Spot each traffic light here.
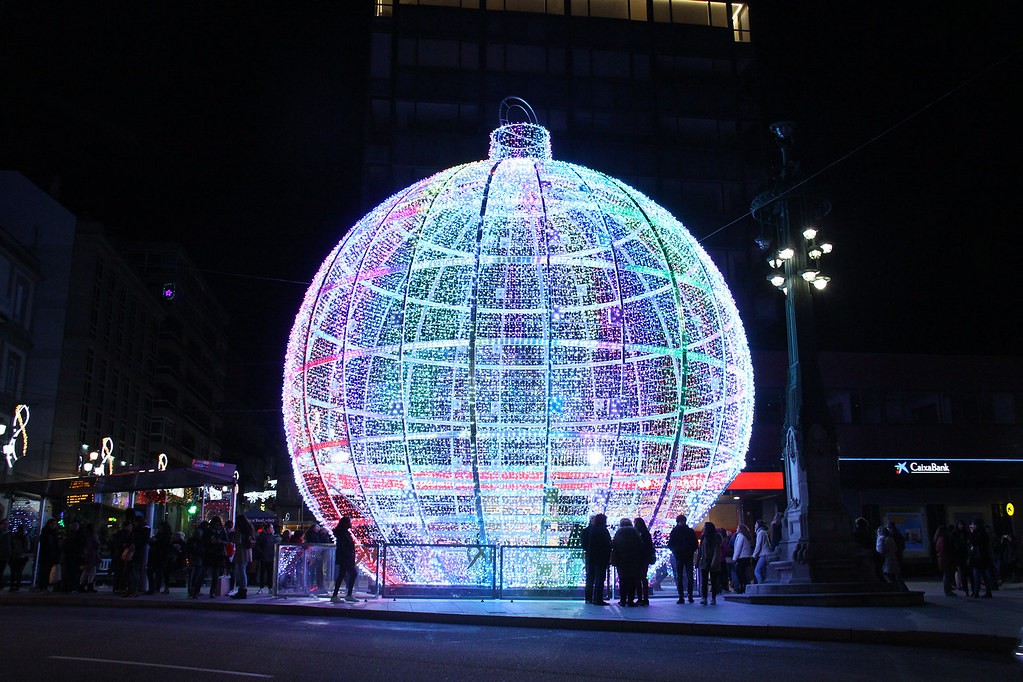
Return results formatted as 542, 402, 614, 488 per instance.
162, 282, 176, 300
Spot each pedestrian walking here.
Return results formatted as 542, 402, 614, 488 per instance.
876, 525, 908, 592
331, 516, 359, 603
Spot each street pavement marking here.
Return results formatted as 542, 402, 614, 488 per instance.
49, 656, 272, 678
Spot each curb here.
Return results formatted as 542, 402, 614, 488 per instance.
2, 592, 1015, 654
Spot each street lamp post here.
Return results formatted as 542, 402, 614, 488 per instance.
741, 122, 922, 604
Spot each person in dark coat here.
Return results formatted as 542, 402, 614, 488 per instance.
331, 516, 359, 603
147, 521, 172, 595
8, 525, 31, 591
186, 523, 206, 598
933, 524, 956, 597
634, 517, 655, 606
60, 520, 84, 592
611, 517, 644, 607
579, 515, 595, 603
202, 515, 228, 598
968, 519, 994, 598
124, 514, 150, 597
586, 513, 612, 606
697, 521, 723, 605
109, 519, 131, 593
886, 520, 906, 573
0, 518, 12, 589
79, 523, 101, 593
667, 514, 698, 604
952, 519, 972, 595
853, 517, 880, 579
34, 518, 60, 592
254, 523, 280, 595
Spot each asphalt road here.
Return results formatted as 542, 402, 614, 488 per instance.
1, 606, 1018, 681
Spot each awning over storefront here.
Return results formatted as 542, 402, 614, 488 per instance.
0, 467, 237, 499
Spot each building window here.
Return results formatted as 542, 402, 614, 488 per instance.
3, 348, 24, 394
950, 393, 996, 426
732, 2, 751, 42
10, 272, 32, 328
885, 391, 944, 425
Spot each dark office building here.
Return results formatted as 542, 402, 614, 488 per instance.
364, 1, 761, 294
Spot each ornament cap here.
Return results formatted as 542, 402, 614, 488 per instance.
489, 97, 551, 160
489, 122, 552, 160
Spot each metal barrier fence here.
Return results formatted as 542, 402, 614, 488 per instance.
274, 542, 683, 600
273, 543, 381, 598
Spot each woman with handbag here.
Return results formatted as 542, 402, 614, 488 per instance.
697, 521, 722, 605
230, 514, 256, 599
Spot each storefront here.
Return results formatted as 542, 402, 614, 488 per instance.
0, 463, 239, 586
839, 457, 1023, 576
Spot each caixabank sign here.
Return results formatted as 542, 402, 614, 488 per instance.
840, 458, 1023, 490
893, 461, 951, 475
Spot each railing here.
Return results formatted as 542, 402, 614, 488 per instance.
273, 543, 381, 598
273, 542, 684, 600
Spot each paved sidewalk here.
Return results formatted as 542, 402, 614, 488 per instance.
2, 579, 1019, 653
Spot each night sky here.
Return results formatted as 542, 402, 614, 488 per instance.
3, 2, 1021, 422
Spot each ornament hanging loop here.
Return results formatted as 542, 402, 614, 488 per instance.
499, 96, 537, 126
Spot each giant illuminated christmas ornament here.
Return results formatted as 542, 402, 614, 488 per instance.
283, 99, 754, 586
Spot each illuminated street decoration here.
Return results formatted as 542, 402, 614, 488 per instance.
283, 105, 754, 585
80, 436, 115, 476
1, 404, 30, 469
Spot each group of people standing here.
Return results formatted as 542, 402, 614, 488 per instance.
666, 516, 774, 605
854, 515, 1016, 598
581, 514, 777, 606
185, 514, 277, 599
933, 518, 1009, 599
0, 518, 32, 590
579, 514, 646, 606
